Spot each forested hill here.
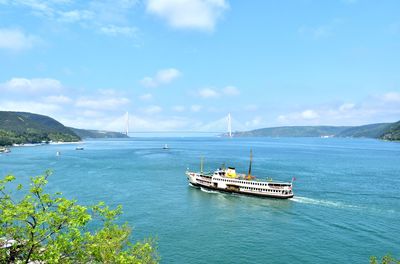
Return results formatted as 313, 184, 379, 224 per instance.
0, 111, 80, 146
233, 121, 400, 141
335, 123, 391, 138
69, 127, 129, 139
380, 121, 400, 141
233, 126, 350, 137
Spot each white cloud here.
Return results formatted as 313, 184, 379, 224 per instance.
0, 28, 41, 51
196, 85, 239, 99
58, 9, 94, 23
198, 87, 219, 98
301, 110, 319, 119
244, 104, 258, 111
298, 19, 343, 39
98, 89, 119, 96
10, 0, 55, 17
140, 68, 181, 87
339, 103, 355, 112
172, 105, 185, 112
245, 116, 262, 127
142, 105, 163, 115
100, 25, 138, 37
0, 101, 61, 116
277, 115, 288, 124
191, 104, 202, 112
157, 68, 181, 83
276, 92, 400, 126
139, 93, 153, 101
75, 97, 130, 110
276, 109, 320, 125
127, 115, 189, 131
146, 0, 229, 31
222, 85, 239, 96
0, 78, 62, 94
3, 1, 140, 39
43, 95, 72, 104
382, 92, 400, 103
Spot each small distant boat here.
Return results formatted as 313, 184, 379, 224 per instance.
75, 146, 84, 150
56, 151, 61, 156
163, 144, 169, 149
0, 147, 11, 153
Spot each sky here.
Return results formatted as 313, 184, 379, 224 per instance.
1, 0, 400, 133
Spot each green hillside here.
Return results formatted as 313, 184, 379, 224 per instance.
335, 123, 391, 138
380, 121, 400, 141
0, 111, 80, 146
233, 121, 400, 140
69, 127, 129, 139
233, 126, 350, 137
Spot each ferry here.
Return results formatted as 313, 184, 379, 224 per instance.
185, 151, 294, 199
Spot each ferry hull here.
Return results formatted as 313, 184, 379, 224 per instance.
188, 180, 294, 199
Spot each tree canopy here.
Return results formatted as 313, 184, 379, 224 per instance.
0, 171, 158, 263
370, 255, 400, 264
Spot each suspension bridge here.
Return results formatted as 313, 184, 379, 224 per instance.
122, 112, 236, 136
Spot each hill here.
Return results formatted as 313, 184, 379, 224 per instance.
380, 121, 400, 141
0, 111, 80, 146
233, 121, 400, 140
69, 127, 129, 139
233, 126, 350, 137
335, 123, 391, 138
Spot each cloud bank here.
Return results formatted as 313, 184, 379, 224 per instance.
146, 0, 229, 31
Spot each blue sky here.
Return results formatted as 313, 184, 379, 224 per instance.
1, 0, 400, 132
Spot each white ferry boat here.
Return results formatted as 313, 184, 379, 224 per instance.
185, 152, 294, 199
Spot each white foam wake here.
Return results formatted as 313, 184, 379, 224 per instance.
291, 196, 359, 209
200, 187, 218, 194
292, 196, 399, 215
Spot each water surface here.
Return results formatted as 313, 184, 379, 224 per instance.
0, 137, 399, 263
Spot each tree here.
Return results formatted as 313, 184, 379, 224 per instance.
370, 254, 400, 264
0, 171, 159, 263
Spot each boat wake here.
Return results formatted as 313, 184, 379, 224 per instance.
291, 196, 360, 210
200, 187, 218, 194
292, 196, 399, 215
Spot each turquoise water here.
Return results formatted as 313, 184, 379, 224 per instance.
0, 137, 399, 263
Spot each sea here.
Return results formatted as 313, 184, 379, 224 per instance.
0, 137, 399, 263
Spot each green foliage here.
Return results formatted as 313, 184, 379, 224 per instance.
336, 123, 392, 138
234, 126, 351, 137
0, 111, 80, 146
0, 171, 159, 263
69, 127, 129, 139
380, 121, 400, 141
370, 254, 400, 264
232, 121, 400, 139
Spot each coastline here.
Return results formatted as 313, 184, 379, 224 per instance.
9, 141, 83, 148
